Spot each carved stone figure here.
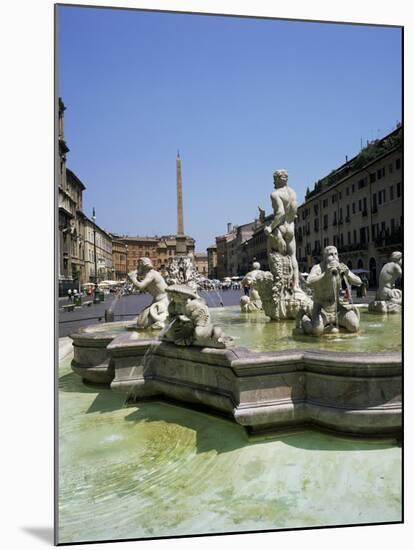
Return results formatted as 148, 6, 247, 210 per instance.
297, 246, 363, 335
127, 257, 169, 329
161, 284, 233, 348
265, 169, 300, 288
165, 254, 203, 291
258, 206, 266, 224
369, 251, 402, 314
240, 262, 264, 313
255, 170, 312, 320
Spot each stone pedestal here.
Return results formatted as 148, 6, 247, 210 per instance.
368, 300, 402, 314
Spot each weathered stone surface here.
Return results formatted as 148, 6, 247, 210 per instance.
127, 257, 169, 329
369, 251, 402, 314
240, 262, 263, 313
255, 170, 313, 320
70, 322, 401, 436
297, 246, 363, 335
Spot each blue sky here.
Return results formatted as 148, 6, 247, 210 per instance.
58, 6, 402, 250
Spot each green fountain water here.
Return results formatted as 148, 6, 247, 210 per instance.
58, 342, 401, 544
211, 306, 401, 353
78, 306, 401, 354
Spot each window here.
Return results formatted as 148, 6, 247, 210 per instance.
352, 183, 355, 192
313, 204, 319, 215
353, 230, 357, 243
396, 158, 401, 170
346, 187, 349, 196
323, 214, 328, 228
370, 173, 376, 183
352, 202, 356, 214
397, 182, 401, 197
332, 195, 336, 204
347, 232, 351, 244
358, 199, 362, 212
390, 185, 394, 200
377, 169, 382, 180
389, 163, 394, 174
323, 198, 328, 208
346, 205, 350, 217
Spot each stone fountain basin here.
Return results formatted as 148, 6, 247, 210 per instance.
71, 321, 401, 437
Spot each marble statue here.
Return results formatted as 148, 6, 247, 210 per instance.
240, 262, 264, 313
254, 170, 312, 320
161, 284, 233, 348
265, 169, 300, 288
165, 254, 203, 291
297, 246, 362, 335
127, 257, 169, 329
369, 251, 402, 314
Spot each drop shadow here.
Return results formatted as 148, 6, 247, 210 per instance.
85, 390, 127, 414
59, 369, 400, 454
21, 526, 54, 544
58, 371, 102, 394
249, 425, 401, 452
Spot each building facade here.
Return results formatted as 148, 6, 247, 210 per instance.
111, 238, 128, 281
206, 244, 218, 279
111, 234, 196, 273
215, 221, 260, 278
194, 252, 208, 277
83, 216, 114, 283
295, 127, 402, 285
57, 98, 87, 295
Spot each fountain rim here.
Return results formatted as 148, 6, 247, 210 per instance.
69, 318, 401, 362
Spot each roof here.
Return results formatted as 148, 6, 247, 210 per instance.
66, 168, 86, 190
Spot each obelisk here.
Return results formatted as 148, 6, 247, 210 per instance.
175, 150, 187, 255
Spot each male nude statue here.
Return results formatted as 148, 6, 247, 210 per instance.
127, 257, 169, 329
301, 246, 362, 335
264, 170, 299, 288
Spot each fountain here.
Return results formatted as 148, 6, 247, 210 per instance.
295, 245, 362, 336
70, 170, 401, 437
240, 261, 264, 313
253, 170, 312, 320
127, 257, 169, 329
369, 251, 402, 314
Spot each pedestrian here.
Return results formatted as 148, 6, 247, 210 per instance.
67, 288, 72, 302
361, 275, 369, 297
